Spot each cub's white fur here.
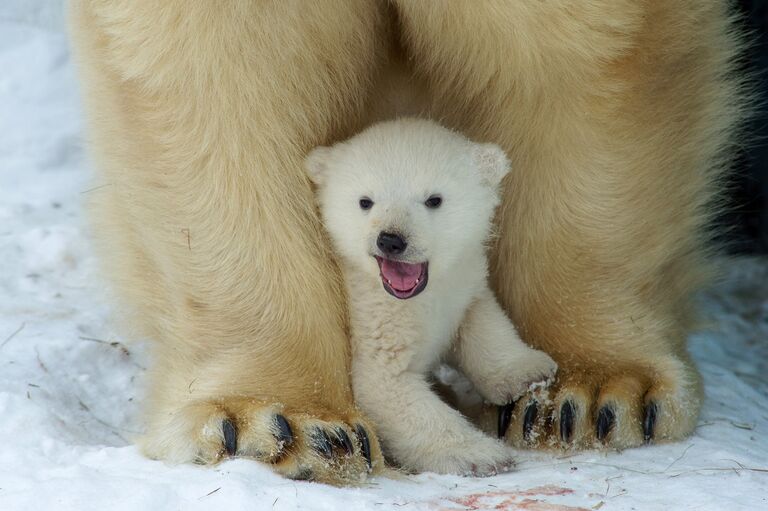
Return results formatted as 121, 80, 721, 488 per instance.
306, 119, 557, 475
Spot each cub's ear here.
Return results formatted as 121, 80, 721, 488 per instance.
473, 142, 511, 187
304, 146, 334, 185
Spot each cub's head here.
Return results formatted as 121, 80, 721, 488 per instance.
305, 119, 510, 300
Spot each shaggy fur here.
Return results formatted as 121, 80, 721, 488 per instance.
69, 0, 746, 484
306, 119, 557, 475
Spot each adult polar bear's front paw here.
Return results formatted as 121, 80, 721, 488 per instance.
139, 398, 382, 485
492, 352, 702, 450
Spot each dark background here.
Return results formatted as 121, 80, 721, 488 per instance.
729, 1, 768, 253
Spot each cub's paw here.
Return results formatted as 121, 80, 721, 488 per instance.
493, 355, 702, 450
475, 349, 557, 406
407, 432, 516, 477
140, 399, 382, 485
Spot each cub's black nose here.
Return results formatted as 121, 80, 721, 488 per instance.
377, 232, 407, 255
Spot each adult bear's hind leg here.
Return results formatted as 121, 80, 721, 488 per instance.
396, 0, 744, 449
69, 0, 386, 483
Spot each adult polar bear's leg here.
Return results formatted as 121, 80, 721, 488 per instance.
395, 1, 744, 448
69, 0, 386, 483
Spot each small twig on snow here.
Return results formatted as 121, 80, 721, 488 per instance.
80, 183, 112, 194
664, 443, 694, 472
35, 348, 49, 373
1, 322, 25, 349
79, 336, 130, 356
198, 487, 221, 500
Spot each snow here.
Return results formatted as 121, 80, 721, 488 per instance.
1, 4, 766, 510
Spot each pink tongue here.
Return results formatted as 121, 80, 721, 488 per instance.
380, 259, 422, 291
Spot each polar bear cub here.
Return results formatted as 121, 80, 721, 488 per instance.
305, 119, 557, 476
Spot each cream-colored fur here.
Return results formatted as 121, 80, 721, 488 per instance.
68, 0, 746, 484
68, 0, 387, 485
305, 119, 556, 475
390, 0, 745, 449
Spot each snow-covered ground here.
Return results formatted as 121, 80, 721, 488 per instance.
1, 4, 766, 510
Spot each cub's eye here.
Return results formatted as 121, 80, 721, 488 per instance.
425, 195, 442, 209
359, 197, 374, 210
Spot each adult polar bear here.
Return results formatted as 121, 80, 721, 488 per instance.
69, 0, 744, 484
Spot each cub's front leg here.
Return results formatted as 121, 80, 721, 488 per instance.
453, 289, 557, 407
352, 342, 514, 476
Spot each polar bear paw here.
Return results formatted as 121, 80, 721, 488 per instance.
493, 354, 702, 450
140, 398, 382, 485
405, 433, 516, 477
472, 348, 558, 407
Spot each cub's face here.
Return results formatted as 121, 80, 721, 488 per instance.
305, 120, 510, 299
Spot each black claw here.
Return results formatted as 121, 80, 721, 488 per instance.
596, 406, 615, 442
523, 401, 538, 441
310, 428, 333, 458
560, 400, 575, 443
498, 402, 515, 439
273, 414, 294, 447
643, 402, 658, 444
332, 428, 354, 456
222, 418, 238, 456
355, 424, 372, 468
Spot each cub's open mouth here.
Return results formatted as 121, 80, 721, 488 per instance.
374, 256, 428, 299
